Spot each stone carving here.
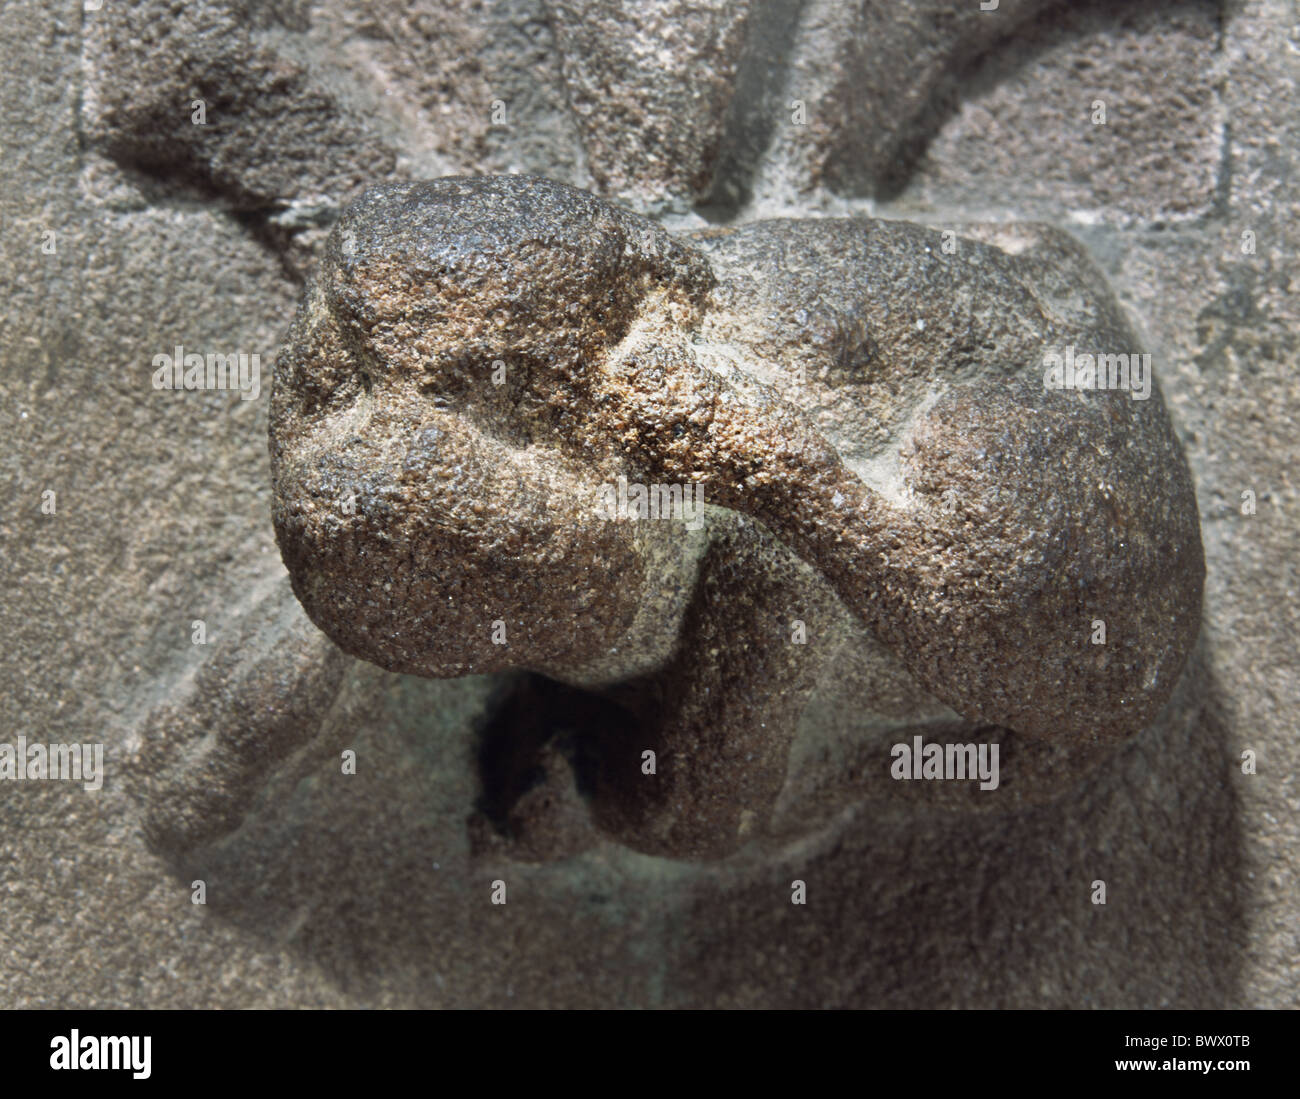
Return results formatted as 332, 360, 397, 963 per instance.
268, 174, 1204, 858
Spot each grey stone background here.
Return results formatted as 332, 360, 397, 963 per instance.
0, 0, 1295, 1007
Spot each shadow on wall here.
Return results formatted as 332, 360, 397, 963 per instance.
667, 643, 1248, 1008
148, 635, 1245, 1008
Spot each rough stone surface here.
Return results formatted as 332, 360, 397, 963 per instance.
269, 176, 1203, 856
1, 0, 1296, 1008
545, 0, 753, 213
897, 0, 1226, 227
